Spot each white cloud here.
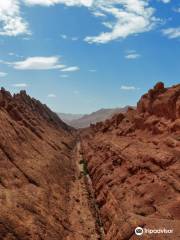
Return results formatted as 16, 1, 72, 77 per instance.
0, 0, 93, 37
12, 56, 66, 70
125, 50, 141, 59
162, 27, 180, 39
0, 0, 29, 36
102, 21, 113, 29
48, 93, 56, 98
125, 53, 141, 59
159, 0, 171, 3
61, 66, 80, 72
0, 0, 166, 44
84, 1, 157, 44
61, 34, 79, 41
0, 72, 8, 77
93, 11, 106, 17
4, 56, 80, 72
12, 83, 28, 87
8, 52, 24, 58
120, 85, 139, 90
23, 0, 93, 7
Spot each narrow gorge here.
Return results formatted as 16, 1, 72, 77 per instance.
0, 82, 179, 240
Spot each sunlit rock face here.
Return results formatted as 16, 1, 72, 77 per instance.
81, 83, 180, 240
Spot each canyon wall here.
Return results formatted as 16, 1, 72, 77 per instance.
0, 83, 179, 240
81, 83, 180, 239
0, 88, 77, 239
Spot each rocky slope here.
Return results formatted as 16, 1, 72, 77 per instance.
0, 88, 77, 240
81, 83, 180, 239
0, 83, 179, 240
69, 107, 130, 129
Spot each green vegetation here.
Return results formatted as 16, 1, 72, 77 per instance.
79, 159, 89, 176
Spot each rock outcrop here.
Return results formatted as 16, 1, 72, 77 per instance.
0, 83, 179, 240
81, 83, 180, 239
0, 88, 76, 239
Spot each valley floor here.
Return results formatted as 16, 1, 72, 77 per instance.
66, 141, 103, 240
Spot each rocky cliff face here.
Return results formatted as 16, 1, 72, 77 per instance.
0, 83, 179, 240
0, 88, 77, 239
81, 83, 180, 239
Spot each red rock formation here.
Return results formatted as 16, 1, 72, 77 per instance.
81, 83, 180, 240
0, 88, 76, 239
1, 83, 179, 240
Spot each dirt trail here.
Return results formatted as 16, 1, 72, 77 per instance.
66, 141, 103, 240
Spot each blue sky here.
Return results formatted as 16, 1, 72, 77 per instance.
0, 0, 179, 114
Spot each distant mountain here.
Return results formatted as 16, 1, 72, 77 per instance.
66, 107, 131, 128
57, 113, 83, 123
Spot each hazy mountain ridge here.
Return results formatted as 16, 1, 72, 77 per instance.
58, 112, 84, 123
59, 106, 132, 129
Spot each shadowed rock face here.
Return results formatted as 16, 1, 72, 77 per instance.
0, 88, 76, 239
81, 83, 180, 240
